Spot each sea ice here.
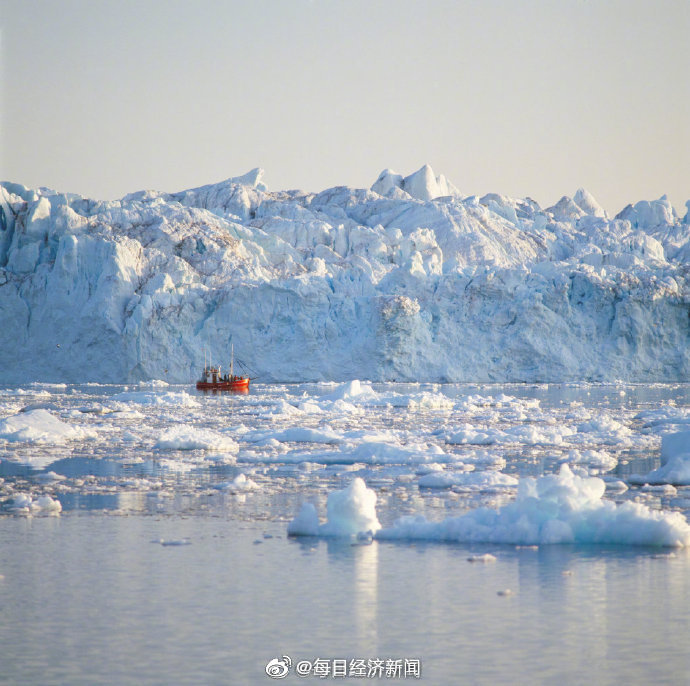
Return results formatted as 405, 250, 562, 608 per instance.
287, 477, 381, 537
0, 408, 95, 445
467, 553, 497, 563
629, 430, 690, 486
154, 426, 239, 452
289, 467, 690, 547
560, 449, 618, 473
110, 391, 198, 407
5, 493, 62, 514
246, 426, 344, 445
381, 465, 690, 547
418, 470, 517, 491
215, 473, 259, 493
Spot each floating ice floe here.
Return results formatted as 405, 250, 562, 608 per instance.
467, 553, 497, 563
574, 414, 634, 446
603, 478, 629, 493
560, 449, 618, 473
5, 493, 62, 515
271, 439, 451, 466
245, 426, 344, 445
158, 459, 197, 473
110, 390, 197, 407
154, 425, 239, 452
33, 471, 67, 483
153, 538, 192, 547
287, 477, 381, 537
629, 430, 690, 486
635, 406, 690, 430
0, 408, 96, 445
289, 467, 690, 547
214, 473, 259, 493
418, 470, 517, 491
446, 423, 571, 446
319, 380, 379, 403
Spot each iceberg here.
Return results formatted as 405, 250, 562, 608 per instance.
629, 430, 690, 486
287, 477, 381, 537
289, 468, 690, 547
1, 167, 689, 383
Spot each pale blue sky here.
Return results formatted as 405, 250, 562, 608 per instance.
1, 0, 688, 214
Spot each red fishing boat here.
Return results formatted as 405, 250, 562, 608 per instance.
196, 345, 251, 392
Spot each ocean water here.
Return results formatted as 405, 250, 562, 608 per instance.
1, 382, 690, 684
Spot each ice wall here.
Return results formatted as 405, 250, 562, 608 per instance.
0, 166, 689, 383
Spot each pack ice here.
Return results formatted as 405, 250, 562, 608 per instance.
1, 166, 689, 383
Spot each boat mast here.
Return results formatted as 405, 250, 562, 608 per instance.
230, 343, 234, 378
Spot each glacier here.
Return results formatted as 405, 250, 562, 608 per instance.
1, 165, 689, 383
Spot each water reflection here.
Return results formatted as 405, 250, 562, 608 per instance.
353, 542, 379, 652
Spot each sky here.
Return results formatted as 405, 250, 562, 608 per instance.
1, 0, 688, 215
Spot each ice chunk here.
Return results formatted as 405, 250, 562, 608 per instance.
319, 380, 378, 403
380, 465, 690, 547
287, 502, 320, 536
467, 553, 497, 563
418, 470, 517, 491
371, 165, 459, 200
248, 427, 344, 444
110, 391, 197, 407
287, 477, 381, 537
560, 449, 618, 473
628, 430, 690, 486
215, 473, 259, 493
5, 493, 62, 515
660, 431, 690, 466
0, 409, 95, 445
154, 426, 239, 452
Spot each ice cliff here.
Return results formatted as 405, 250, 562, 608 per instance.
0, 166, 689, 383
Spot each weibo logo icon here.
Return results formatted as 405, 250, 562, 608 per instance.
265, 655, 292, 679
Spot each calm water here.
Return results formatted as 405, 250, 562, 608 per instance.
2, 381, 690, 684
1, 516, 689, 685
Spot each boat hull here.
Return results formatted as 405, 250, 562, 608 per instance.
196, 378, 250, 392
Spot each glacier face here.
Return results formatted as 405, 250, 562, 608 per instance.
0, 167, 689, 383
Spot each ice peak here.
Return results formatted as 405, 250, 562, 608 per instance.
371, 164, 459, 201
225, 167, 266, 190
573, 187, 606, 218
547, 195, 586, 221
